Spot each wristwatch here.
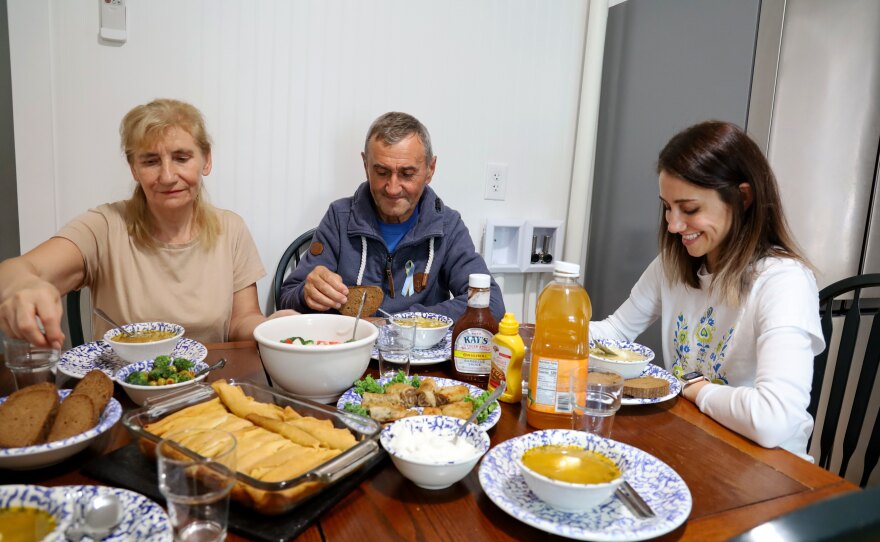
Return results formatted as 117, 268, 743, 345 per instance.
680, 371, 706, 389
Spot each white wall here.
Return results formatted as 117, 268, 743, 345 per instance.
7, 0, 589, 321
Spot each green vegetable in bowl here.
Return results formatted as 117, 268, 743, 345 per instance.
464, 391, 498, 424
125, 371, 150, 386
173, 357, 194, 371
125, 357, 197, 386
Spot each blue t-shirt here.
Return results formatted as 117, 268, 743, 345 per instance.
379, 207, 419, 252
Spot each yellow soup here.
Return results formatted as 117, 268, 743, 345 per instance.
393, 316, 448, 329
0, 507, 57, 542
521, 445, 621, 484
111, 329, 177, 343
589, 346, 646, 362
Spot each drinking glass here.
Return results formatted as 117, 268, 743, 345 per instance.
572, 368, 624, 438
378, 322, 416, 379
3, 338, 60, 390
157, 429, 237, 542
518, 323, 536, 392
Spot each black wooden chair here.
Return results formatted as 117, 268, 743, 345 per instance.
66, 290, 85, 347
729, 485, 880, 541
810, 273, 880, 487
273, 228, 316, 310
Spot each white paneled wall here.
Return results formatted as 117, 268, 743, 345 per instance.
8, 0, 589, 319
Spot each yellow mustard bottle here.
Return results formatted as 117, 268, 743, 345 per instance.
488, 312, 525, 403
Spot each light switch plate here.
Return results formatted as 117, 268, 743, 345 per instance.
100, 0, 127, 43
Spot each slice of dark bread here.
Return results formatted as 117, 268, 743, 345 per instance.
47, 394, 98, 442
340, 285, 384, 317
623, 376, 670, 399
71, 369, 113, 412
0, 388, 60, 447
11, 382, 58, 397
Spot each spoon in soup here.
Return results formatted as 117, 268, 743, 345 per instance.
93, 308, 136, 338
349, 291, 368, 342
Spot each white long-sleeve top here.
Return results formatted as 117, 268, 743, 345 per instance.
590, 256, 824, 458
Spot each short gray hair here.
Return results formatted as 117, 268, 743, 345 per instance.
364, 112, 433, 164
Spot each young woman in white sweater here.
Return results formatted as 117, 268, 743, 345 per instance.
591, 120, 824, 459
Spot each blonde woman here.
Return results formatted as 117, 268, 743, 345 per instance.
591, 120, 824, 459
0, 99, 291, 347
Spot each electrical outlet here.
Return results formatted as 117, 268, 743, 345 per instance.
485, 162, 508, 201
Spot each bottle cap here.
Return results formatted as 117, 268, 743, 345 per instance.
498, 312, 519, 334
469, 273, 491, 288
553, 261, 580, 277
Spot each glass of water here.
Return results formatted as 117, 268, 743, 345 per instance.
157, 429, 237, 542
3, 338, 60, 390
377, 321, 416, 379
572, 368, 624, 438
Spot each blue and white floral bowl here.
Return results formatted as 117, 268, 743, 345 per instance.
115, 358, 210, 406
0, 485, 72, 540
388, 312, 454, 349
589, 339, 655, 379
380, 415, 490, 490
103, 322, 185, 363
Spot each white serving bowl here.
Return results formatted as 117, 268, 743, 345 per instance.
104, 321, 185, 363
0, 390, 122, 470
253, 314, 379, 403
589, 339, 655, 379
0, 485, 72, 539
388, 311, 453, 349
115, 358, 210, 406
517, 442, 626, 512
380, 415, 490, 490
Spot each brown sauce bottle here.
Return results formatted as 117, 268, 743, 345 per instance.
451, 274, 498, 387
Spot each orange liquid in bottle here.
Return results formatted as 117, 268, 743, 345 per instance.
525, 263, 592, 429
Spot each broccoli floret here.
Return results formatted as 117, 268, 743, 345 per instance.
353, 375, 384, 396
464, 391, 498, 424
125, 370, 150, 386
148, 368, 164, 382
164, 373, 179, 384
153, 355, 172, 369
343, 402, 370, 418
173, 357, 194, 371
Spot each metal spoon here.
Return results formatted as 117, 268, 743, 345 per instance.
66, 492, 124, 541
193, 358, 226, 379
94, 308, 135, 338
594, 341, 619, 357
350, 291, 368, 342
452, 382, 505, 443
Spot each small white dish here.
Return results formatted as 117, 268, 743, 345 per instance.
0, 390, 122, 470
621, 364, 682, 406
115, 358, 210, 406
589, 339, 655, 380
57, 485, 172, 541
104, 322, 185, 364
380, 415, 489, 489
517, 446, 625, 512
388, 312, 454, 350
0, 484, 72, 541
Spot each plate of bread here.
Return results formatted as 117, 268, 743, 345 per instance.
620, 364, 681, 405
0, 370, 121, 470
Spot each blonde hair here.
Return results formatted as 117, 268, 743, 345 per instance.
120, 99, 219, 249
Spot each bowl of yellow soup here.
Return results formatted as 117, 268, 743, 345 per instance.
389, 312, 453, 349
0, 485, 70, 542
517, 443, 625, 512
104, 322, 185, 363
588, 339, 655, 379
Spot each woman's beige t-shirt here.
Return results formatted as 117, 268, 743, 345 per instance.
56, 202, 266, 343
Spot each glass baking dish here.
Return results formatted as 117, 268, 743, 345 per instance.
122, 379, 383, 515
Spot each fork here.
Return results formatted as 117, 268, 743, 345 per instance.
616, 480, 656, 519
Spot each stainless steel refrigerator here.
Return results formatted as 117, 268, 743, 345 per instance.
586, 0, 880, 485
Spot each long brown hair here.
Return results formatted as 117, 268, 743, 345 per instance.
120, 99, 219, 249
657, 120, 806, 305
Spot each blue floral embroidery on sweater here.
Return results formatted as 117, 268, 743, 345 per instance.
672, 307, 733, 384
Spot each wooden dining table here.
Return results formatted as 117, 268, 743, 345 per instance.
1, 340, 859, 541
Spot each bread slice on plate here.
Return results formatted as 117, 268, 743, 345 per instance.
47, 393, 98, 442
0, 387, 60, 447
71, 369, 113, 412
339, 285, 384, 317
623, 376, 670, 399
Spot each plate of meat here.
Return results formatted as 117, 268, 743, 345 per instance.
336, 375, 501, 430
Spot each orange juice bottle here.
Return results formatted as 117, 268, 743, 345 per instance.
525, 261, 592, 429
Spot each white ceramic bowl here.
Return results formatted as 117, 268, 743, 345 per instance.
380, 415, 490, 490
0, 485, 72, 540
0, 390, 122, 470
115, 358, 210, 406
517, 442, 626, 512
589, 339, 655, 379
253, 314, 379, 403
104, 322, 185, 363
388, 311, 453, 349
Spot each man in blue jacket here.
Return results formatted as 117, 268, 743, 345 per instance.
278, 111, 504, 321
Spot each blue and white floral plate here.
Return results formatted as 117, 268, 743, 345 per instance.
478, 430, 692, 541
336, 376, 501, 431
371, 325, 452, 365
0, 390, 122, 470
0, 484, 172, 541
58, 338, 207, 379
622, 364, 682, 406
